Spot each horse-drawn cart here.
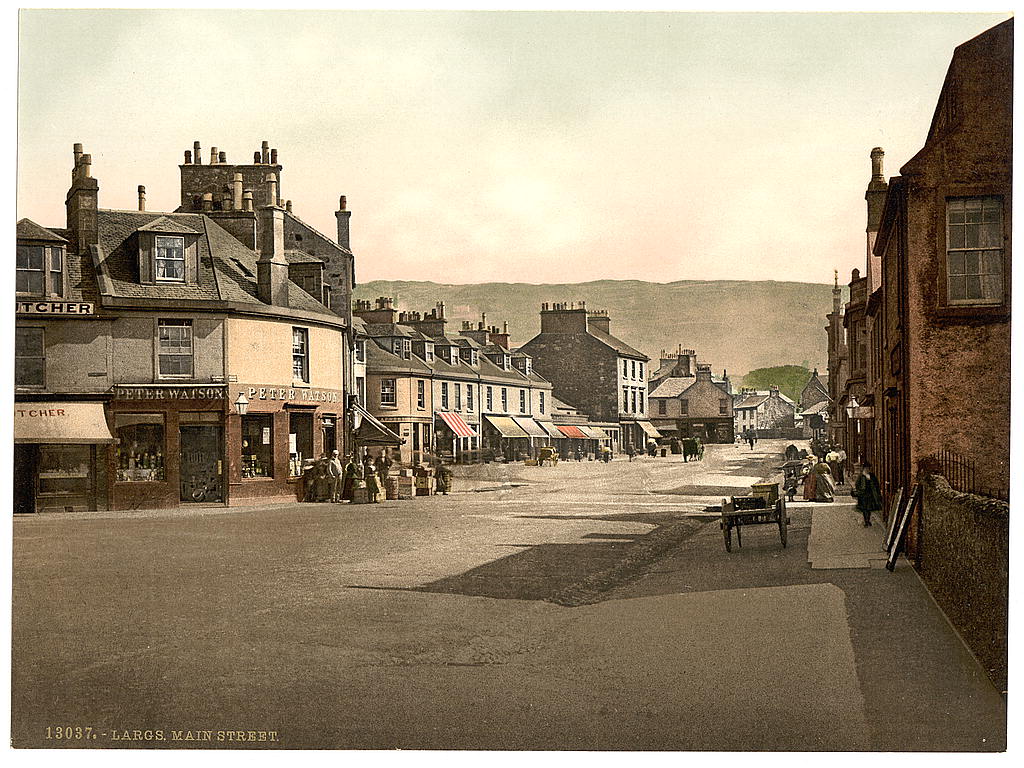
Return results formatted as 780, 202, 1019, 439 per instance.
720, 482, 789, 552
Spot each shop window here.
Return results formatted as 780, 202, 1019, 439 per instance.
158, 319, 194, 377
115, 414, 166, 482
292, 327, 310, 383
37, 444, 92, 508
16, 245, 64, 297
241, 414, 274, 478
15, 327, 45, 387
946, 196, 1003, 304
288, 411, 313, 477
381, 378, 396, 406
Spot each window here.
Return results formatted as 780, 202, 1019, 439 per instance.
467, 385, 474, 411
15, 327, 45, 387
719, 398, 728, 415
424, 344, 434, 363
639, 390, 644, 414
623, 360, 628, 378
455, 383, 462, 410
417, 380, 425, 409
288, 412, 313, 477
501, 388, 508, 411
622, 386, 629, 412
380, 378, 396, 406
355, 339, 366, 363
356, 376, 366, 405
16, 245, 64, 297
631, 360, 637, 379
946, 197, 1003, 304
114, 414, 165, 482
631, 389, 637, 413
241, 414, 274, 478
155, 235, 185, 281
158, 319, 193, 377
292, 328, 309, 382
539, 391, 545, 414
519, 389, 527, 413
658, 399, 667, 415
639, 362, 644, 380
681, 399, 689, 415
486, 386, 493, 411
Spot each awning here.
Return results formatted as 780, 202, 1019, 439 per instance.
436, 411, 477, 438
578, 425, 609, 440
484, 414, 530, 439
536, 420, 565, 440
556, 424, 588, 440
353, 403, 405, 445
512, 416, 549, 438
14, 402, 114, 444
636, 421, 661, 439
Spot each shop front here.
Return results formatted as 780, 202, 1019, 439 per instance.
435, 411, 478, 463
482, 414, 531, 461
109, 385, 228, 509
14, 401, 114, 514
228, 384, 345, 504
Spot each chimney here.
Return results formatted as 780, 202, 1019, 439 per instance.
218, 151, 227, 164
270, 148, 278, 165
870, 147, 885, 182
865, 147, 888, 293
66, 145, 99, 253
257, 199, 289, 307
232, 173, 243, 210
137, 185, 146, 211
265, 173, 278, 207
261, 140, 270, 164
194, 141, 202, 165
210, 147, 218, 165
696, 366, 713, 382
243, 191, 254, 212
184, 150, 192, 164
540, 301, 589, 334
254, 151, 262, 164
587, 309, 611, 334
351, 295, 398, 324
285, 200, 292, 213
335, 195, 351, 251
832, 269, 841, 314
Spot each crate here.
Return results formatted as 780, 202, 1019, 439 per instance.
750, 482, 780, 504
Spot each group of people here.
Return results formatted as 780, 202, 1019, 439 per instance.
303, 450, 394, 504
792, 443, 883, 527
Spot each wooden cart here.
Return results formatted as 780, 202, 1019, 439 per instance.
720, 485, 789, 552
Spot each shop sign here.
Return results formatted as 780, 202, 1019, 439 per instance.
245, 386, 341, 404
114, 386, 226, 400
16, 300, 95, 315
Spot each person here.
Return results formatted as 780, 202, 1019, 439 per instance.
575, 446, 583, 462
375, 453, 392, 499
341, 453, 357, 502
852, 463, 883, 526
328, 450, 344, 502
825, 446, 841, 481
435, 462, 453, 495
363, 455, 380, 503
836, 448, 848, 484
647, 442, 657, 458
747, 431, 756, 450
627, 445, 636, 462
301, 459, 318, 502
812, 460, 835, 503
801, 460, 817, 501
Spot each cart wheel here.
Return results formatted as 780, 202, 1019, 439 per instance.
778, 499, 788, 548
723, 523, 732, 552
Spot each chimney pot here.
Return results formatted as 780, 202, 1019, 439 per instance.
285, 200, 292, 213
870, 146, 885, 180
242, 191, 254, 212
184, 150, 192, 164
232, 173, 243, 211
218, 151, 227, 164
73, 143, 83, 164
194, 141, 202, 165
270, 148, 278, 165
201, 192, 213, 212
80, 154, 92, 177
210, 147, 218, 164
137, 185, 146, 211
265, 173, 278, 207
261, 140, 270, 164
254, 151, 262, 164
339, 195, 347, 211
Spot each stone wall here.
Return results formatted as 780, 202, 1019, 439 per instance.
919, 473, 1008, 691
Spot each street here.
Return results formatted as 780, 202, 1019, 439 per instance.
11, 440, 1005, 750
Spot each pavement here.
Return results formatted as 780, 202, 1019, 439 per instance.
10, 439, 1007, 751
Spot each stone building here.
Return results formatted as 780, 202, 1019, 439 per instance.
15, 141, 357, 513
649, 357, 732, 442
519, 303, 655, 451
733, 387, 797, 438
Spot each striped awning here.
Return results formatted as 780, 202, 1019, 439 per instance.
436, 411, 477, 438
512, 416, 549, 438
536, 420, 565, 440
483, 414, 530, 438
353, 403, 405, 445
637, 421, 661, 439
556, 424, 588, 440
578, 425, 609, 440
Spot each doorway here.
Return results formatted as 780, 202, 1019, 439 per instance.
14, 444, 38, 514
179, 424, 224, 503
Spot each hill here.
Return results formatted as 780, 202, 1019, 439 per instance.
740, 365, 814, 402
353, 279, 842, 377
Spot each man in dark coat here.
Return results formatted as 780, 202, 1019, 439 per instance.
853, 463, 883, 526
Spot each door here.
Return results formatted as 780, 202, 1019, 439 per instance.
14, 444, 38, 514
179, 425, 223, 503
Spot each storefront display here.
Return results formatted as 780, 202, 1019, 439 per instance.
114, 414, 166, 482
241, 414, 274, 478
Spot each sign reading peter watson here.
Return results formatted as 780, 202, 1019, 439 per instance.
114, 385, 226, 400
16, 300, 94, 315
244, 386, 342, 403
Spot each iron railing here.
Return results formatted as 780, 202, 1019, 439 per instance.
928, 448, 1009, 502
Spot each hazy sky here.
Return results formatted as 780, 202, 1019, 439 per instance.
17, 9, 1011, 285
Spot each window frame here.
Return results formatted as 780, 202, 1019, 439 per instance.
154, 235, 187, 283
519, 389, 526, 413
486, 386, 493, 412
416, 379, 426, 410
466, 384, 474, 412
501, 387, 508, 412
292, 327, 310, 384
380, 378, 397, 407
157, 318, 194, 379
16, 244, 66, 298
944, 195, 1004, 306
15, 326, 45, 388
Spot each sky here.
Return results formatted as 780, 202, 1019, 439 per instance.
16, 8, 1012, 286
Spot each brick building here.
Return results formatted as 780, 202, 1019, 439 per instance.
15, 141, 357, 512
519, 303, 655, 451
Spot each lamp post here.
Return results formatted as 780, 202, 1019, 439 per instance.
234, 392, 249, 416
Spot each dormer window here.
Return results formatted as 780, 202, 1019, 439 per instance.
503, 354, 511, 369
424, 344, 435, 363
16, 245, 65, 297
155, 236, 185, 281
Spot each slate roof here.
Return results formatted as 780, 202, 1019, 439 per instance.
17, 218, 69, 242
284, 249, 325, 264
588, 326, 648, 360
734, 394, 769, 410
650, 376, 697, 399
365, 339, 432, 374
800, 401, 829, 415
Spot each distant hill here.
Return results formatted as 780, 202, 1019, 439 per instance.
354, 279, 842, 377
741, 365, 814, 402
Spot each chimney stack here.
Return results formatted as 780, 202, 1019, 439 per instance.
66, 144, 99, 253
232, 173, 243, 211
257, 199, 289, 307
336, 194, 351, 251
137, 185, 146, 211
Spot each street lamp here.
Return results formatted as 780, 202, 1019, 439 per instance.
845, 395, 859, 421
233, 392, 249, 416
